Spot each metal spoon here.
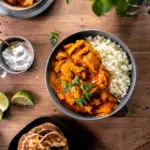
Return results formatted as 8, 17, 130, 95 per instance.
0, 38, 10, 46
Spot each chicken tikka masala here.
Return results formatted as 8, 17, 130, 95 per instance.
4, 0, 39, 7
50, 40, 118, 116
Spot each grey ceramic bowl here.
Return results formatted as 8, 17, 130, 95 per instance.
0, 0, 41, 11
0, 36, 34, 74
45, 29, 136, 120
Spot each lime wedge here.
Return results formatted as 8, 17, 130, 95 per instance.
0, 109, 3, 120
11, 91, 34, 106
0, 92, 9, 112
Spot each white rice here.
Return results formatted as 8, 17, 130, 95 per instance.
86, 35, 132, 100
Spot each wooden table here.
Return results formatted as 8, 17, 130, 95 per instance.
0, 0, 150, 150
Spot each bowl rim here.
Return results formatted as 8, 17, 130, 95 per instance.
0, 0, 41, 11
45, 29, 137, 120
0, 36, 35, 74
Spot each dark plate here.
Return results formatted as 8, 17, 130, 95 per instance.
8, 116, 90, 150
0, 0, 54, 19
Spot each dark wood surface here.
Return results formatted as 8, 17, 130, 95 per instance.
0, 0, 150, 150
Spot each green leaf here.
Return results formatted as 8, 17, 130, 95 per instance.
76, 98, 83, 107
72, 76, 80, 85
80, 82, 95, 92
50, 31, 59, 46
63, 83, 72, 93
75, 92, 92, 107
92, 0, 115, 16
128, 0, 139, 5
66, 0, 72, 4
115, 0, 129, 16
84, 92, 92, 101
59, 79, 72, 93
148, 0, 150, 5
58, 79, 66, 85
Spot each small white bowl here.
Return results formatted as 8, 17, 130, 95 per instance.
0, 0, 41, 11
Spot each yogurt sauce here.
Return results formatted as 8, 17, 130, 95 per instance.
2, 42, 33, 72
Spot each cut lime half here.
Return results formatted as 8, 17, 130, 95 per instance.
0, 109, 3, 120
11, 91, 34, 106
0, 92, 9, 112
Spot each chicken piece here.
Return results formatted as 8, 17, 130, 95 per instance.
72, 105, 93, 114
54, 60, 66, 73
71, 86, 82, 99
60, 61, 73, 82
64, 92, 76, 105
67, 40, 84, 55
100, 90, 108, 103
96, 102, 117, 116
5, 0, 16, 5
76, 47, 89, 56
56, 90, 65, 100
84, 105, 93, 114
90, 99, 101, 106
90, 86, 101, 97
23, 0, 34, 7
60, 60, 85, 81
71, 52, 82, 64
56, 51, 68, 60
63, 43, 73, 49
97, 69, 109, 89
50, 72, 65, 100
84, 41, 95, 53
107, 94, 117, 103
82, 52, 100, 74
49, 71, 58, 86
72, 65, 85, 74
81, 71, 87, 79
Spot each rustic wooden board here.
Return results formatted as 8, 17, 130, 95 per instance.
0, 0, 150, 150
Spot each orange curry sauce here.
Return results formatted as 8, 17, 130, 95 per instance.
49, 40, 118, 116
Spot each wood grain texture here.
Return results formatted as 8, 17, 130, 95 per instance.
0, 0, 150, 150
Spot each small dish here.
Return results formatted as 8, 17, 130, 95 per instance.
8, 116, 90, 150
0, 0, 54, 19
0, 36, 34, 74
45, 29, 136, 120
0, 0, 42, 11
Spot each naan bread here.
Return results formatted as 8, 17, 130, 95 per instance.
18, 123, 68, 150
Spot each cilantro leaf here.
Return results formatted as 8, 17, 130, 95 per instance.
76, 82, 95, 107
59, 77, 95, 106
50, 31, 59, 46
76, 98, 83, 107
80, 82, 95, 92
72, 76, 80, 85
59, 79, 72, 93
63, 83, 72, 93
76, 92, 92, 107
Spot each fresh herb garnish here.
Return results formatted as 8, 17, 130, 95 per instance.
76, 92, 92, 107
59, 76, 95, 107
76, 82, 95, 107
72, 76, 80, 85
66, 0, 72, 4
80, 82, 95, 92
50, 31, 59, 46
59, 79, 72, 93
59, 76, 80, 93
